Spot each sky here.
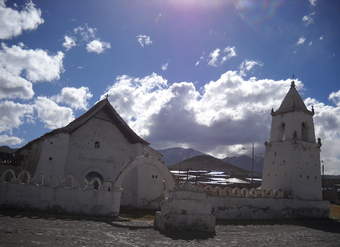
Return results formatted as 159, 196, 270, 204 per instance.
0, 0, 340, 174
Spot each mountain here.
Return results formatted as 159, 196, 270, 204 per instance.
223, 155, 264, 175
158, 147, 204, 166
169, 155, 249, 177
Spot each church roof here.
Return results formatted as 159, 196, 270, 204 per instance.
272, 81, 314, 116
19, 98, 149, 150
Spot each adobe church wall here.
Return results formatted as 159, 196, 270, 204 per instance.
0, 182, 120, 216
64, 117, 144, 184
209, 196, 329, 219
33, 133, 70, 186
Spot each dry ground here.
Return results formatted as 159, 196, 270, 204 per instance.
1, 209, 340, 247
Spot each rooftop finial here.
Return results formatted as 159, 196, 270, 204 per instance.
105, 94, 109, 99
291, 74, 296, 88
291, 80, 295, 88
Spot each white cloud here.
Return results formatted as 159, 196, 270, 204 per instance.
319, 36, 324, 40
136, 35, 152, 47
101, 70, 292, 153
86, 39, 111, 54
0, 134, 22, 145
239, 60, 263, 76
309, 0, 317, 6
0, 67, 34, 99
62, 35, 76, 50
0, 100, 33, 132
296, 37, 306, 46
101, 68, 340, 174
35, 96, 74, 129
0, 0, 44, 39
0, 43, 64, 100
73, 24, 96, 42
302, 12, 315, 26
208, 46, 236, 67
305, 96, 340, 174
329, 90, 340, 106
52, 86, 93, 110
161, 63, 168, 71
308, 41, 313, 46
0, 43, 64, 82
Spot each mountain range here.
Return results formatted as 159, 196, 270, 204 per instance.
158, 147, 264, 175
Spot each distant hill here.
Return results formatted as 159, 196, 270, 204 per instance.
169, 155, 250, 177
223, 155, 264, 175
158, 147, 204, 166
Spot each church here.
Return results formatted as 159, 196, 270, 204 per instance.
0, 81, 329, 219
0, 98, 175, 215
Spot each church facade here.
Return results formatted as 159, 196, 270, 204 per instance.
0, 98, 175, 214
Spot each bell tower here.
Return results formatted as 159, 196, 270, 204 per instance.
262, 81, 322, 200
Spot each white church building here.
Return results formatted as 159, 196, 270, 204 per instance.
0, 98, 175, 215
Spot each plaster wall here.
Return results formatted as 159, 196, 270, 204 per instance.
64, 110, 143, 184
209, 196, 329, 219
33, 134, 70, 186
270, 112, 316, 142
0, 183, 120, 216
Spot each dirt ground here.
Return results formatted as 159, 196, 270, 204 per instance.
1, 210, 340, 247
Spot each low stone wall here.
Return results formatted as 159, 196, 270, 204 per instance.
0, 183, 121, 216
209, 196, 330, 220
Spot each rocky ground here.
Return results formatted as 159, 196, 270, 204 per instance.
1, 210, 340, 247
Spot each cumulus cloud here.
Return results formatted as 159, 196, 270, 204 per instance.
51, 86, 93, 110
0, 67, 34, 99
305, 96, 340, 174
86, 39, 111, 54
296, 37, 306, 46
0, 134, 22, 145
208, 46, 236, 67
34, 97, 74, 129
62, 35, 76, 50
0, 43, 64, 100
0, 43, 64, 82
302, 12, 315, 26
0, 100, 33, 132
239, 60, 263, 76
101, 68, 340, 174
0, 0, 44, 39
101, 71, 293, 155
136, 35, 152, 47
161, 63, 168, 71
329, 90, 340, 106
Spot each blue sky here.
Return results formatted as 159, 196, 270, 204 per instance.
1, 0, 340, 173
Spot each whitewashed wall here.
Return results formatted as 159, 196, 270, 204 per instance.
0, 183, 121, 216
209, 196, 329, 219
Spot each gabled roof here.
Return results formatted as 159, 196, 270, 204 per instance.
272, 81, 314, 116
19, 98, 149, 150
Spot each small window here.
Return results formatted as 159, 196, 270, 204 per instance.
306, 175, 310, 180
94, 141, 100, 149
49, 157, 53, 161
